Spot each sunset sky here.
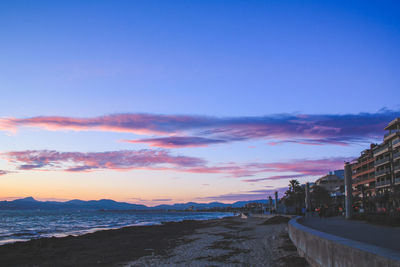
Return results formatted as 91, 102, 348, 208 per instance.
1, 1, 400, 205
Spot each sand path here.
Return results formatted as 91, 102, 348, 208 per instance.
124, 216, 308, 267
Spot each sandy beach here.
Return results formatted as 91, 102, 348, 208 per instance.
0, 215, 308, 267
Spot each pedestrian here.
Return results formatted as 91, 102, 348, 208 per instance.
318, 206, 323, 218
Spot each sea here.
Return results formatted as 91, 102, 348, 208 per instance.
0, 210, 233, 245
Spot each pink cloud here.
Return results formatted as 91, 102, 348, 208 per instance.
243, 174, 309, 182
1, 149, 348, 180
198, 186, 289, 202
2, 150, 205, 173
123, 136, 227, 148
1, 110, 398, 147
184, 157, 348, 179
2, 114, 207, 135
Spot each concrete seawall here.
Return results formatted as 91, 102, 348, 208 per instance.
288, 217, 400, 267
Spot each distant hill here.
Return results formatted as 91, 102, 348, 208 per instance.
0, 197, 274, 211
0, 197, 148, 210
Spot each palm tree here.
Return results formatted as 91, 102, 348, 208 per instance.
284, 179, 305, 214
289, 179, 301, 193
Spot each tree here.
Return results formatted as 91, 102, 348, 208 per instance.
283, 179, 305, 214
311, 185, 330, 207
288, 179, 301, 193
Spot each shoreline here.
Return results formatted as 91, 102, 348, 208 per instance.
0, 210, 233, 246
0, 215, 308, 266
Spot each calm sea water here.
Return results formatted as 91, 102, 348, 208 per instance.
0, 210, 232, 245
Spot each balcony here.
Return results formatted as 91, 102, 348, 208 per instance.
351, 158, 374, 170
384, 129, 400, 141
395, 178, 400, 184
375, 157, 390, 167
376, 180, 391, 187
374, 144, 389, 156
353, 177, 375, 186
353, 169, 374, 179
394, 165, 400, 172
375, 168, 391, 177
393, 151, 400, 160
393, 138, 400, 148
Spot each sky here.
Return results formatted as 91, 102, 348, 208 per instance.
0, 0, 400, 205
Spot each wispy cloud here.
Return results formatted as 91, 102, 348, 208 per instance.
129, 197, 148, 202
0, 170, 9, 176
243, 174, 309, 183
184, 157, 349, 179
0, 114, 212, 135
1, 149, 348, 181
151, 198, 172, 202
2, 150, 205, 173
1, 109, 398, 147
198, 186, 289, 202
123, 136, 227, 148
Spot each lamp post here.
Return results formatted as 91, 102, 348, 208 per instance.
305, 182, 311, 217
268, 196, 273, 214
344, 162, 353, 219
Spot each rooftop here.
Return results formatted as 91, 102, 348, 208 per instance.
316, 174, 344, 183
384, 117, 400, 131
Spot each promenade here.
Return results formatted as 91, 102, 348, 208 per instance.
301, 215, 400, 252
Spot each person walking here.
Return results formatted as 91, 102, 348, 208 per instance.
318, 206, 323, 219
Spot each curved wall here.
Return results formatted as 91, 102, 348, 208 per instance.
288, 217, 400, 267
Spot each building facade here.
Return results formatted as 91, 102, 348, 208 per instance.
373, 118, 400, 193
351, 144, 376, 197
315, 174, 344, 196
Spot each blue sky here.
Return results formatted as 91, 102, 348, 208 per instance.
0, 0, 399, 204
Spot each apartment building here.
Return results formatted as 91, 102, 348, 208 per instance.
315, 173, 344, 196
351, 144, 376, 197
373, 118, 400, 192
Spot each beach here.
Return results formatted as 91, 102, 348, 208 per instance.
0, 215, 307, 267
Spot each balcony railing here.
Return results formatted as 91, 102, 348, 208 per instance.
376, 180, 391, 187
374, 144, 389, 155
353, 175, 375, 185
393, 138, 400, 146
384, 129, 400, 138
375, 157, 390, 166
395, 178, 400, 184
352, 159, 374, 170
394, 165, 400, 171
376, 168, 391, 177
393, 151, 400, 160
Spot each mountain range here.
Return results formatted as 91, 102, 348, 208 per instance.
0, 197, 273, 211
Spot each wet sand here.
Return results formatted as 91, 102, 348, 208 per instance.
0, 215, 308, 267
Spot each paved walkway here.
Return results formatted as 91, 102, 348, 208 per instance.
301, 215, 400, 252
